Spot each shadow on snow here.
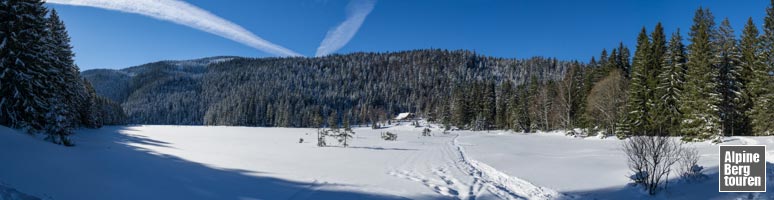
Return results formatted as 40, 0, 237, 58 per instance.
44, 126, 436, 200
561, 163, 774, 200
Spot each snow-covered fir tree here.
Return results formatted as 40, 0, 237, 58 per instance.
647, 23, 668, 134
715, 18, 744, 137
680, 8, 722, 142
737, 18, 760, 136
621, 28, 651, 135
750, 0, 774, 135
0, 0, 56, 132
656, 30, 687, 135
0, 1, 121, 145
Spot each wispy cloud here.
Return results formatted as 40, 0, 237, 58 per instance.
46, 0, 302, 57
315, 0, 376, 57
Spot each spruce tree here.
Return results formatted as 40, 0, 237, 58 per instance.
328, 110, 339, 129
0, 0, 55, 132
513, 79, 536, 133
452, 83, 470, 128
482, 81, 496, 130
715, 18, 744, 136
343, 115, 351, 131
648, 23, 668, 133
649, 23, 668, 82
618, 42, 632, 77
750, 1, 774, 135
681, 8, 722, 141
48, 9, 101, 128
609, 48, 618, 69
81, 79, 102, 127
496, 81, 513, 129
47, 9, 92, 132
657, 30, 687, 135
622, 28, 651, 135
738, 18, 760, 136
571, 61, 588, 128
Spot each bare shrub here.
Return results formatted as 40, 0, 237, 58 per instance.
422, 128, 432, 136
317, 129, 328, 147
679, 147, 704, 181
381, 132, 397, 141
622, 135, 683, 195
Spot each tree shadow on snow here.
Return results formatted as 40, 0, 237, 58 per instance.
561, 163, 774, 200
109, 126, 175, 148
347, 146, 418, 151
65, 126, 437, 200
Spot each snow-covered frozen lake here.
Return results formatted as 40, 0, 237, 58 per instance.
0, 124, 772, 199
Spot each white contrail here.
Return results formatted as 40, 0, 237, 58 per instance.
315, 0, 376, 57
46, 0, 303, 57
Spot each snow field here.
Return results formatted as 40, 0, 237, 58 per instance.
1, 123, 774, 199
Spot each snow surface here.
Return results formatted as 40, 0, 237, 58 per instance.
0, 124, 773, 199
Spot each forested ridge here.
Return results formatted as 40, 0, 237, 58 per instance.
82, 51, 573, 128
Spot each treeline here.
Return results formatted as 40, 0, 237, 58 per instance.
446, 44, 631, 133
0, 0, 125, 145
487, 4, 774, 140
618, 5, 774, 141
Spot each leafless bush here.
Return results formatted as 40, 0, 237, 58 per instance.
422, 128, 432, 136
317, 129, 328, 147
679, 147, 704, 181
317, 128, 354, 147
622, 135, 683, 195
381, 132, 397, 141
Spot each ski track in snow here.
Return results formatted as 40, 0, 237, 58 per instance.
390, 133, 569, 200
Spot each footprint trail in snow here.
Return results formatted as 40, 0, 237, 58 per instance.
389, 133, 571, 200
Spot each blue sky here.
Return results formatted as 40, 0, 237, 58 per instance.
46, 0, 769, 70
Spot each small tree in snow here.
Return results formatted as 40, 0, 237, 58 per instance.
317, 128, 355, 147
413, 120, 422, 128
422, 128, 432, 137
337, 128, 355, 147
317, 129, 328, 147
315, 114, 326, 147
44, 99, 74, 146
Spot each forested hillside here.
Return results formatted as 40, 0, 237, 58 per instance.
82, 50, 574, 128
